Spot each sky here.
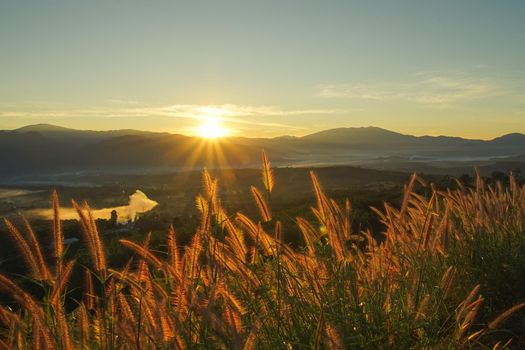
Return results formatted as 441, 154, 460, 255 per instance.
0, 0, 524, 139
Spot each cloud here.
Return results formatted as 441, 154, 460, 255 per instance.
318, 72, 507, 106
121, 104, 346, 119
107, 99, 141, 106
0, 104, 350, 131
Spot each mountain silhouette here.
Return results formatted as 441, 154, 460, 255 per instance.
0, 124, 523, 177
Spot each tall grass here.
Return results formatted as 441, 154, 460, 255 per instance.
0, 155, 524, 349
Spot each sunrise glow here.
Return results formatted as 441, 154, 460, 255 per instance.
196, 118, 230, 139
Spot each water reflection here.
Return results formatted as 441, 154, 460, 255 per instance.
28, 190, 158, 223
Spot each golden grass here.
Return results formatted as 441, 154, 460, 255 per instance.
0, 153, 525, 349
261, 150, 274, 194
250, 186, 272, 222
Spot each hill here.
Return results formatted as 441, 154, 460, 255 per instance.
301, 126, 419, 145
1, 124, 524, 178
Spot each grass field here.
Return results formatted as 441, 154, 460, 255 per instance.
0, 153, 524, 349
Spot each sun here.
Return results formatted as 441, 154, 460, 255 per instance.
196, 118, 230, 139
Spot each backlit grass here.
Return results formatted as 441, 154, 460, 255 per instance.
0, 153, 524, 349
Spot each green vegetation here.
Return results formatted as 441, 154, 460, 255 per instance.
0, 155, 524, 349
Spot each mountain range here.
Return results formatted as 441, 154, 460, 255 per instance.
1, 124, 524, 178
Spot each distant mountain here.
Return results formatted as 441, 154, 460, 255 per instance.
14, 124, 156, 145
1, 124, 524, 178
489, 133, 525, 147
301, 126, 486, 147
299, 126, 524, 158
302, 127, 418, 145
16, 123, 76, 133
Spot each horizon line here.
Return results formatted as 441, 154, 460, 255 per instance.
3, 122, 524, 142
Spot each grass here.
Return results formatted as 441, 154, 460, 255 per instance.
0, 153, 525, 349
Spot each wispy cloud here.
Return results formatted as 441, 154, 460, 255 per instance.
0, 104, 350, 131
318, 72, 507, 106
119, 104, 345, 120
107, 99, 141, 106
